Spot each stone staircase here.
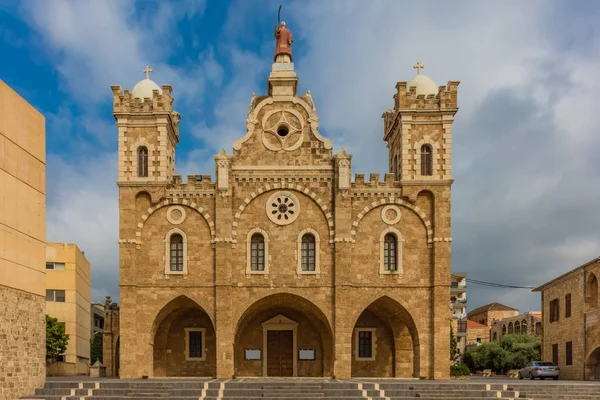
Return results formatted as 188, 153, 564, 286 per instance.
20, 379, 600, 400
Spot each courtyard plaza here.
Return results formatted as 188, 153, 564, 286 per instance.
20, 376, 600, 400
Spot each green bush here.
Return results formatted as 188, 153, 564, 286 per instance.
450, 364, 471, 376
462, 334, 541, 374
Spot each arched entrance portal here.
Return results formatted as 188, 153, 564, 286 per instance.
351, 296, 420, 378
234, 293, 333, 377
586, 347, 600, 380
152, 296, 216, 377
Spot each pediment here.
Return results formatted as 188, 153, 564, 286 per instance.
262, 314, 298, 327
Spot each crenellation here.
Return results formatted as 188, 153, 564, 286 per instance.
113, 60, 455, 380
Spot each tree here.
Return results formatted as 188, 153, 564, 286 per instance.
462, 334, 541, 374
90, 331, 103, 364
46, 315, 69, 361
450, 325, 458, 361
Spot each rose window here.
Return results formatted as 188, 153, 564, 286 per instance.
266, 191, 300, 225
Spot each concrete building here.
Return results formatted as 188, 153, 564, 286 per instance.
110, 52, 459, 378
0, 80, 46, 399
46, 243, 92, 365
467, 302, 519, 341
534, 256, 600, 380
451, 273, 467, 356
490, 311, 541, 341
91, 302, 105, 337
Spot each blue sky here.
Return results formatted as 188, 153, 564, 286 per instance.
1, 0, 599, 312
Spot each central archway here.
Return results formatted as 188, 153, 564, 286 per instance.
586, 347, 600, 380
351, 296, 420, 378
152, 296, 216, 377
233, 293, 333, 377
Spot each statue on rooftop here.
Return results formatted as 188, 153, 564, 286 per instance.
274, 7, 293, 63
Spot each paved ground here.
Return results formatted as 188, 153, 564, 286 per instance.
44, 376, 600, 386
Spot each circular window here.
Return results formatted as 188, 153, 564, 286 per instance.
266, 191, 300, 225
166, 205, 186, 225
381, 205, 401, 225
277, 125, 289, 137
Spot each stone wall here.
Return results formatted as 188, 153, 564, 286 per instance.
0, 285, 45, 400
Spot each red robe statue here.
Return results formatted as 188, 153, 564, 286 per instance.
274, 22, 293, 62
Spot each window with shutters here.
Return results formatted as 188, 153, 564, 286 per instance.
552, 343, 559, 365
550, 299, 560, 323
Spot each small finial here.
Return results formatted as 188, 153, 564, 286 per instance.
413, 61, 424, 75
143, 65, 153, 79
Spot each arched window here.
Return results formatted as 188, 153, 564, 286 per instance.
515, 321, 521, 335
250, 233, 265, 271
521, 319, 528, 335
508, 322, 513, 334
502, 325, 506, 335
384, 234, 397, 272
301, 234, 316, 271
138, 146, 149, 177
170, 234, 184, 272
493, 332, 497, 341
420, 144, 433, 176
586, 273, 599, 312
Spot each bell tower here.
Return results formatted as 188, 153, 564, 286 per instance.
383, 62, 459, 183
112, 66, 180, 185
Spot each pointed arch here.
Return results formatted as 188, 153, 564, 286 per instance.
151, 295, 216, 377
350, 295, 420, 378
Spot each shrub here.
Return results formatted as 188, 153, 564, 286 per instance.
450, 364, 471, 377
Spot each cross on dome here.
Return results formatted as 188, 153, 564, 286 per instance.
143, 65, 153, 79
413, 61, 424, 75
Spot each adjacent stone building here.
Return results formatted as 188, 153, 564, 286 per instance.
490, 311, 541, 342
46, 243, 92, 365
467, 302, 519, 341
466, 320, 489, 349
0, 80, 46, 399
533, 256, 600, 380
112, 51, 459, 379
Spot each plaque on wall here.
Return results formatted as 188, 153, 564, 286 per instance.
245, 349, 261, 360
298, 349, 316, 360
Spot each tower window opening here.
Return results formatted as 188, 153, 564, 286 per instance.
138, 146, 149, 177
421, 144, 433, 176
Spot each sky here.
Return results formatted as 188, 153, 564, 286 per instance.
1, 0, 599, 313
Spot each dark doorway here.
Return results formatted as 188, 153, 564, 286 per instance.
267, 330, 293, 376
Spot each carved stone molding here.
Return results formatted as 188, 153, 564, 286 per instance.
266, 191, 300, 225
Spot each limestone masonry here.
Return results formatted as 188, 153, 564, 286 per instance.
110, 57, 459, 379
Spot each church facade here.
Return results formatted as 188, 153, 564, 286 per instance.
112, 52, 459, 379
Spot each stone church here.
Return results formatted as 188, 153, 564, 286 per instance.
110, 24, 458, 379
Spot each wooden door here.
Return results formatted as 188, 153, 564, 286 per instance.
267, 330, 294, 376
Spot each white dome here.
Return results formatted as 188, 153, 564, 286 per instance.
407, 74, 438, 96
132, 78, 162, 99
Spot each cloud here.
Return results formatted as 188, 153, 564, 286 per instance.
11, 0, 600, 314
46, 152, 118, 303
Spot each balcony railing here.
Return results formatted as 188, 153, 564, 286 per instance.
457, 320, 467, 333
